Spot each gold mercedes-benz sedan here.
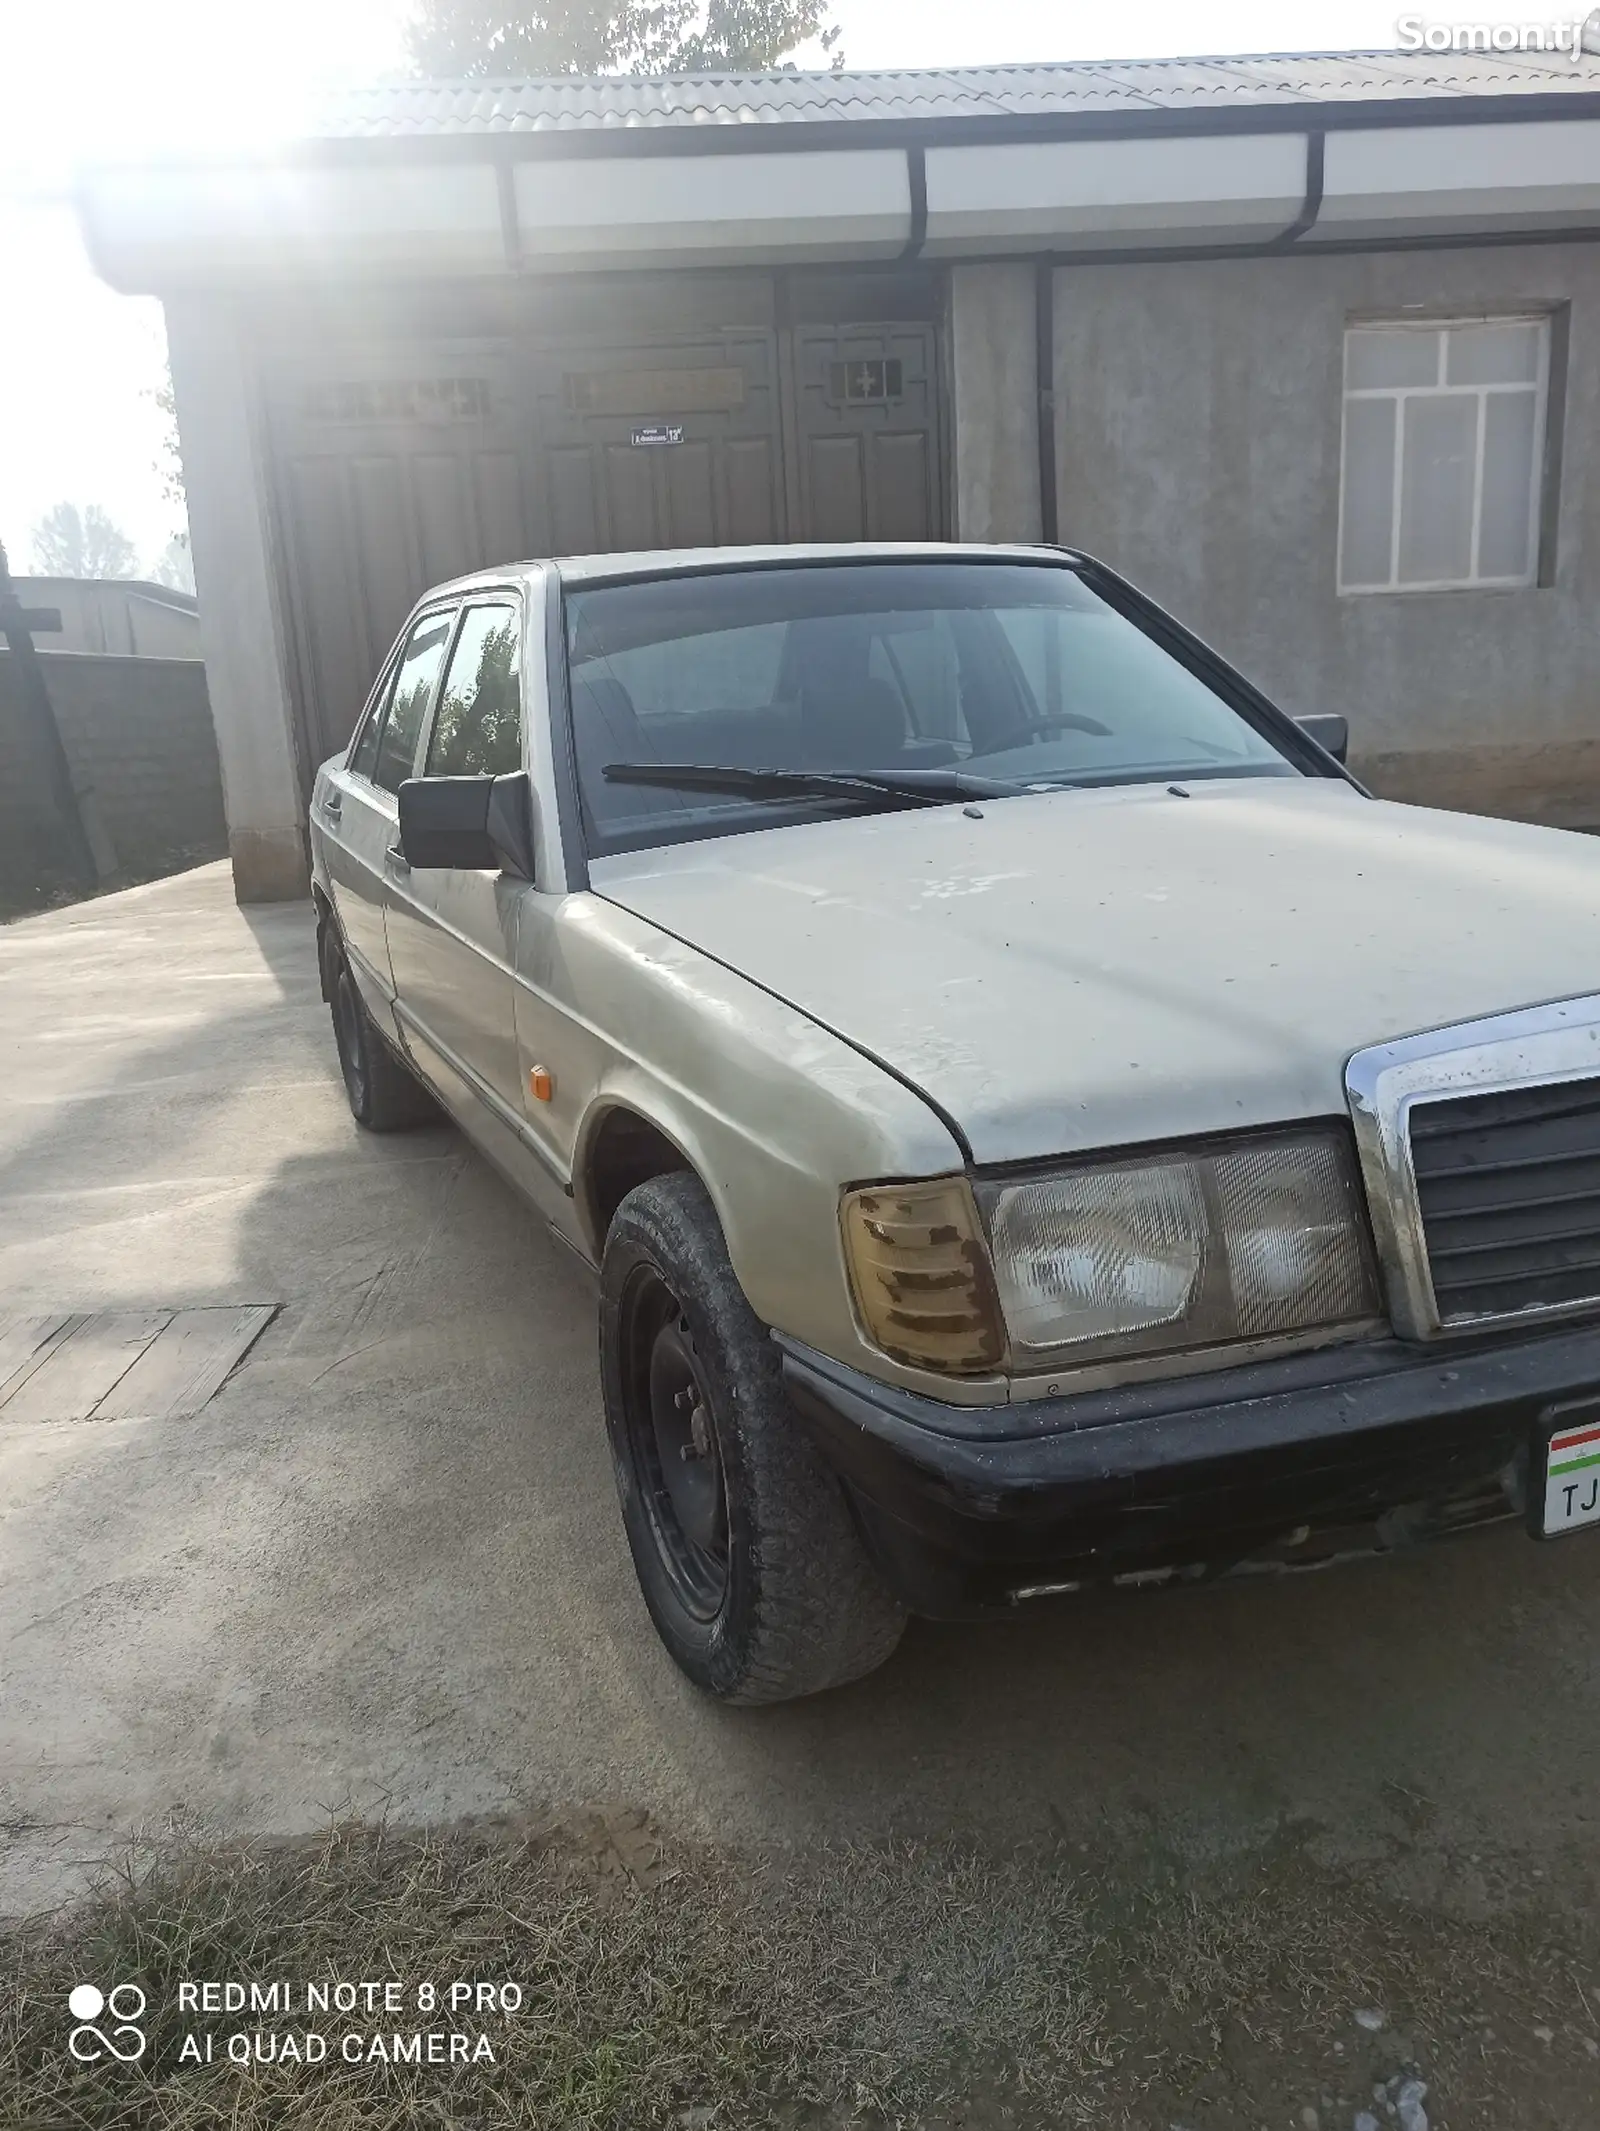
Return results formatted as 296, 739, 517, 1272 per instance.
311, 543, 1600, 1702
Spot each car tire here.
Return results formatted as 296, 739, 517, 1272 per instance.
324, 934, 437, 1132
600, 1171, 908, 1705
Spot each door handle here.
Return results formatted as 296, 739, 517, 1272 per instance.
385, 842, 410, 873
320, 793, 342, 821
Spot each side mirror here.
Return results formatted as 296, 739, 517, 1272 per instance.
397, 771, 537, 878
1293, 712, 1348, 765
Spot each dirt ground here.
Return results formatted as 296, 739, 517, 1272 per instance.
3, 865, 1599, 2125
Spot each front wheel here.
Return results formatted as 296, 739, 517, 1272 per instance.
600, 1172, 907, 1704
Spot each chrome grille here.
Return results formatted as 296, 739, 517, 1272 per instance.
1410, 1077, 1600, 1323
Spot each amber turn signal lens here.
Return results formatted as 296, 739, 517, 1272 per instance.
529, 1065, 554, 1102
840, 1177, 1005, 1375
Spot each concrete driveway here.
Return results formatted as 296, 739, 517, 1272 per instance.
5, 862, 1600, 1916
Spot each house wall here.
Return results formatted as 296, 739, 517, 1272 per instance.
19, 579, 202, 660
949, 262, 1042, 542
0, 652, 226, 910
1049, 240, 1600, 824
165, 299, 310, 902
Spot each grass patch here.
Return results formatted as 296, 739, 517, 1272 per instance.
2, 1812, 1596, 2129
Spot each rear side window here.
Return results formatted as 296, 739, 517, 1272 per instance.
426, 604, 523, 778
372, 611, 454, 794
348, 704, 382, 780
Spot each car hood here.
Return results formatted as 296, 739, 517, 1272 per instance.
589, 779, 1600, 1167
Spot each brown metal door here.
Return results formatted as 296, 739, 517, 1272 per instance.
267, 354, 530, 773
531, 334, 784, 555
790, 323, 944, 543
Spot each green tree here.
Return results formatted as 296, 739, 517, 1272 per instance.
407, 0, 840, 78
152, 367, 186, 516
29, 502, 139, 580
149, 533, 196, 595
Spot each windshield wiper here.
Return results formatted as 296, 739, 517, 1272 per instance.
600, 762, 1028, 807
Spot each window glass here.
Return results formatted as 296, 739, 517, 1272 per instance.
1446, 321, 1542, 387
1478, 392, 1539, 579
426, 604, 523, 778
349, 700, 383, 780
1345, 327, 1440, 390
1338, 396, 1396, 589
1397, 394, 1476, 584
583, 621, 787, 724
373, 611, 453, 794
565, 562, 1295, 854
1339, 316, 1548, 592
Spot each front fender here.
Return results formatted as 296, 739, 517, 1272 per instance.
551, 894, 993, 1401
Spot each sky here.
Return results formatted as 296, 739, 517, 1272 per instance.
0, 0, 1405, 576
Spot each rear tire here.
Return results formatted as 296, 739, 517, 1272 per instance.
600, 1171, 907, 1704
325, 934, 436, 1132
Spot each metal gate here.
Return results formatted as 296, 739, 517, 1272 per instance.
531, 331, 785, 554
266, 351, 530, 767
267, 313, 946, 786
788, 322, 943, 543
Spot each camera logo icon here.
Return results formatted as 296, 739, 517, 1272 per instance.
67, 1983, 147, 2062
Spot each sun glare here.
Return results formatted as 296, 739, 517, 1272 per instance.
1, 0, 410, 191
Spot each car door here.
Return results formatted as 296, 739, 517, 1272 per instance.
321, 609, 454, 1014
385, 598, 528, 1123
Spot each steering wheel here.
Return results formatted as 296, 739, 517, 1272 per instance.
980, 711, 1112, 751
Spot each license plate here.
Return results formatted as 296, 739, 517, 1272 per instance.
1542, 1415, 1600, 1536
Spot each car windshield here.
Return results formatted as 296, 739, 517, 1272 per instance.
564, 561, 1299, 853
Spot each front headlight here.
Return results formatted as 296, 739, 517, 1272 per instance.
974, 1131, 1378, 1366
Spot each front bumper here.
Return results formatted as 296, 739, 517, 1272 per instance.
777, 1322, 1600, 1617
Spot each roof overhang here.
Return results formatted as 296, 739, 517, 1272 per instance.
78, 82, 1600, 292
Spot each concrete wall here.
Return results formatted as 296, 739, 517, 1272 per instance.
950, 262, 1043, 542
1050, 241, 1600, 824
0, 652, 226, 911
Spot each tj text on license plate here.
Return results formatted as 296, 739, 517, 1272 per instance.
1542, 1415, 1600, 1536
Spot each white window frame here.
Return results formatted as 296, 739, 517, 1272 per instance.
1336, 314, 1550, 597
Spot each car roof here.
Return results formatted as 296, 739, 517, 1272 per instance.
550, 542, 1077, 584
417, 542, 1082, 604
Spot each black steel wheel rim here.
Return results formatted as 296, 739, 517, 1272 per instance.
621, 1267, 729, 1621
333, 967, 369, 1113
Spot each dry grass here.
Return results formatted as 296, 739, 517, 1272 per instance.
2, 1812, 1596, 2130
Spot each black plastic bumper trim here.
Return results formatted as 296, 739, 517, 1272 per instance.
776, 1321, 1600, 1613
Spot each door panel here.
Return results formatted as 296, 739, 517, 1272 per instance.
725, 437, 778, 543
266, 350, 529, 777
386, 603, 528, 1122
805, 435, 866, 543
603, 444, 659, 548
531, 333, 784, 554
413, 453, 475, 585
792, 322, 944, 543
322, 773, 399, 1006
390, 871, 526, 1121
327, 606, 454, 1010
874, 430, 933, 539
665, 441, 717, 546
286, 456, 372, 762
549, 447, 600, 552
